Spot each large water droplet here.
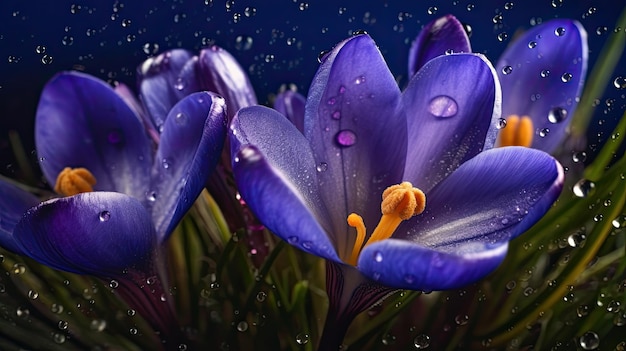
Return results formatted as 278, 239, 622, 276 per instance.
573, 179, 595, 198
548, 107, 568, 123
428, 95, 458, 118
413, 334, 430, 349
561, 72, 573, 82
335, 130, 357, 147
99, 211, 111, 222
554, 27, 566, 36
295, 333, 310, 345
579, 331, 600, 350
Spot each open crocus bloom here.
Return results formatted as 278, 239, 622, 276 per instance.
0, 71, 226, 278
409, 15, 587, 152
230, 34, 564, 293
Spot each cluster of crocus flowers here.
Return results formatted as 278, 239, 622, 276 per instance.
231, 14, 587, 346
0, 44, 260, 342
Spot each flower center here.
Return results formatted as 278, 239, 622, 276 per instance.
345, 182, 426, 266
499, 115, 534, 147
54, 167, 97, 196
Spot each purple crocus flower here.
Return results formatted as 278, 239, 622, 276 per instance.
0, 71, 227, 338
229, 34, 563, 348
409, 15, 588, 152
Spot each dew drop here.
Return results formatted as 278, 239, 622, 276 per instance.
551, 0, 563, 7
572, 151, 587, 163
579, 331, 599, 350
539, 128, 550, 137
567, 232, 586, 247
561, 72, 573, 82
413, 334, 430, 349
146, 191, 158, 202
573, 179, 595, 198
528, 41, 537, 48
35, 45, 46, 54
335, 130, 357, 147
501, 65, 513, 75
234, 35, 253, 51
614, 76, 626, 89
428, 95, 458, 118
612, 215, 626, 228
296, 333, 310, 345
90, 319, 107, 332
548, 107, 568, 123
51, 304, 64, 314
256, 291, 267, 302
28, 290, 39, 300
236, 321, 248, 332
455, 314, 469, 325
13, 263, 26, 275
354, 75, 366, 85
53, 333, 66, 344
497, 32, 508, 42
99, 211, 111, 222
58, 320, 68, 330
287, 236, 299, 244
41, 54, 53, 65
496, 118, 507, 129
540, 69, 550, 78
554, 27, 566, 36
374, 251, 383, 262
162, 158, 171, 169
316, 162, 328, 172
175, 112, 186, 125
331, 111, 341, 119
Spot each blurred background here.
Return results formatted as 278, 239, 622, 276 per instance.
1, 0, 625, 181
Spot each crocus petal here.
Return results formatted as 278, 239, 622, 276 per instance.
402, 53, 500, 193
232, 145, 340, 262
274, 90, 306, 133
497, 19, 587, 152
13, 192, 156, 277
230, 105, 332, 229
0, 180, 40, 254
198, 46, 258, 119
408, 15, 472, 77
35, 72, 153, 200
359, 239, 508, 291
138, 49, 199, 130
399, 147, 563, 248
305, 34, 406, 256
114, 82, 159, 143
150, 92, 227, 242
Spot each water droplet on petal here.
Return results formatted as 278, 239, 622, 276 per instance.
561, 73, 573, 82
175, 112, 186, 125
287, 236, 299, 244
174, 78, 185, 91
374, 251, 383, 262
162, 158, 171, 169
428, 95, 458, 118
496, 118, 507, 129
146, 191, 158, 202
501, 65, 513, 75
548, 107, 568, 123
612, 215, 626, 228
316, 162, 328, 172
555, 27, 566, 36
528, 41, 537, 48
99, 211, 111, 222
354, 75, 366, 85
301, 241, 313, 249
540, 69, 550, 78
572, 151, 587, 163
539, 128, 550, 137
335, 130, 357, 147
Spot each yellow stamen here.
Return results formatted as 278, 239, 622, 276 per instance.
347, 213, 366, 266
345, 182, 425, 266
498, 115, 534, 147
54, 167, 97, 196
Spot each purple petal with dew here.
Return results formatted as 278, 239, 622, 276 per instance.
274, 90, 306, 133
138, 49, 199, 130
305, 34, 406, 259
408, 14, 472, 77
402, 53, 500, 193
35, 72, 152, 201
497, 19, 587, 152
399, 147, 563, 249
150, 92, 227, 242
0, 180, 40, 254
13, 192, 156, 277
198, 46, 258, 119
232, 145, 340, 262
359, 238, 508, 291
230, 106, 332, 231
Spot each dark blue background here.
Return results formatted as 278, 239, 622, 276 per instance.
1, 0, 625, 179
